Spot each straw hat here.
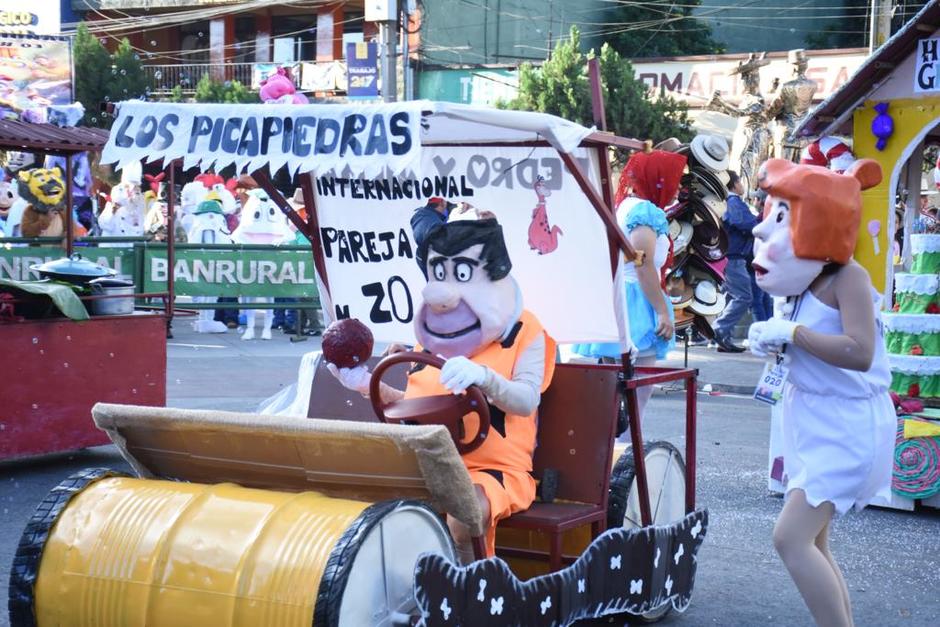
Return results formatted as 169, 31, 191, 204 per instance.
690, 135, 730, 172
691, 215, 728, 262
691, 168, 729, 201
687, 279, 726, 317
654, 137, 683, 153
666, 272, 694, 309
669, 220, 694, 255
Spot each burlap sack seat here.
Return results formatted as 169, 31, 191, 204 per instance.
92, 402, 485, 536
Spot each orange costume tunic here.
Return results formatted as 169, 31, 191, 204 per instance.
404, 310, 556, 555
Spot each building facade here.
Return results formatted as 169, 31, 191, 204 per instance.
69, 0, 369, 94
416, 0, 609, 66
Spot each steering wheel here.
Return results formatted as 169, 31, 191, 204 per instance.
370, 351, 491, 455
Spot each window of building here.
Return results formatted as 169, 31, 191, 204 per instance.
179, 20, 210, 63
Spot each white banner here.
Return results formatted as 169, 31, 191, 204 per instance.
916, 37, 940, 93
315, 145, 620, 345
101, 101, 425, 179
301, 61, 348, 91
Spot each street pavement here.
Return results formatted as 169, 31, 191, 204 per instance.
2, 324, 939, 626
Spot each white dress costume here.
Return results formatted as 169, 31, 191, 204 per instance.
782, 289, 895, 514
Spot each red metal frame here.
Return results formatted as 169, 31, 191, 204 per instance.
628, 367, 699, 516
0, 125, 173, 460
89, 106, 696, 529
260, 133, 700, 528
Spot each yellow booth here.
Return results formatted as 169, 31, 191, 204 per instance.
794, 0, 940, 510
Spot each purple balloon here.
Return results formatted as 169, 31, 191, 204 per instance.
872, 102, 894, 151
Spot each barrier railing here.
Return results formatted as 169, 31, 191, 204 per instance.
144, 63, 255, 94
0, 239, 322, 319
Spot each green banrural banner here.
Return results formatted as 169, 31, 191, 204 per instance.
0, 247, 318, 299
143, 248, 318, 298
0, 248, 134, 281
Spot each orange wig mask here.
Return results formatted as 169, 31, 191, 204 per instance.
758, 158, 882, 264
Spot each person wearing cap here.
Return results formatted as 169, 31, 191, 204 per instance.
751, 189, 774, 323
712, 171, 758, 352
572, 150, 685, 421
411, 197, 453, 272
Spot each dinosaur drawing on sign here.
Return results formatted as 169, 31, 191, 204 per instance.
527, 176, 562, 255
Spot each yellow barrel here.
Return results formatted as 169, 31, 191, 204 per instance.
10, 469, 455, 627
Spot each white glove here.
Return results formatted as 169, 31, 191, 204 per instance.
439, 356, 487, 395
748, 318, 801, 356
747, 322, 771, 358
326, 363, 371, 395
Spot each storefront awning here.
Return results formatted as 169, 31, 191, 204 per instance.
0, 119, 109, 155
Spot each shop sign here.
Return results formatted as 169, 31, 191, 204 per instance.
916, 37, 940, 93
418, 69, 518, 106
634, 52, 867, 106
0, 249, 133, 281
143, 248, 318, 298
0, 2, 59, 35
346, 42, 379, 99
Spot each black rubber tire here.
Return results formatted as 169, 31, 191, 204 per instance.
606, 441, 687, 624
313, 499, 454, 627
8, 468, 130, 627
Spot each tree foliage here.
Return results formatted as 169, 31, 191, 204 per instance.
72, 23, 111, 127
606, 0, 723, 58
73, 24, 147, 128
192, 75, 257, 103
502, 27, 692, 144
109, 39, 149, 103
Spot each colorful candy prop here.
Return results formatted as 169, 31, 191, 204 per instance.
868, 219, 882, 255
871, 102, 894, 151
799, 136, 856, 173
892, 422, 940, 499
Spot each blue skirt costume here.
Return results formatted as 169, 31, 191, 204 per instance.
573, 200, 675, 360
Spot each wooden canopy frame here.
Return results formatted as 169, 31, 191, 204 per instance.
242, 116, 689, 529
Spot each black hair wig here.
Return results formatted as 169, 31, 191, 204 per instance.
419, 218, 512, 281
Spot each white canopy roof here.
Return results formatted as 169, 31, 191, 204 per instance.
101, 100, 596, 178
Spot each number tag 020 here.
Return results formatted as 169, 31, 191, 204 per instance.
754, 362, 789, 406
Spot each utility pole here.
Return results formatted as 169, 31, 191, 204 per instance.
547, 0, 554, 60
367, 0, 398, 102
402, 0, 415, 100
869, 0, 894, 52
383, 21, 399, 102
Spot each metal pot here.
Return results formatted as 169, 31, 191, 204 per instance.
88, 278, 135, 316
30, 254, 116, 285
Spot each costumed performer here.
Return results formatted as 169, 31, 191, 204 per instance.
329, 212, 556, 562
572, 149, 685, 421
747, 158, 894, 627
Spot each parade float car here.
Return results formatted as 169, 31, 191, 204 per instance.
9, 101, 705, 627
